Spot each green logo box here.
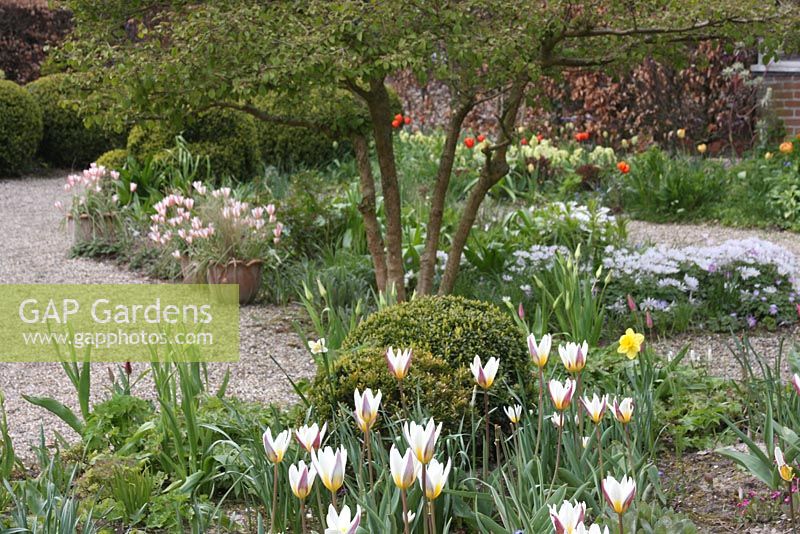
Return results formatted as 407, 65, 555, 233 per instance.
0, 284, 240, 362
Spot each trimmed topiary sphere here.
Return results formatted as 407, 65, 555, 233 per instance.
309, 346, 474, 427
0, 79, 43, 175
126, 122, 173, 161
254, 88, 401, 170
127, 109, 259, 180
26, 74, 118, 168
342, 295, 529, 377
95, 149, 129, 172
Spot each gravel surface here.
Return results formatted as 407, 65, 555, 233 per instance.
0, 174, 314, 460
627, 220, 800, 381
627, 219, 800, 260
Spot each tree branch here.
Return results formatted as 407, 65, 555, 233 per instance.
208, 101, 333, 135
563, 16, 774, 39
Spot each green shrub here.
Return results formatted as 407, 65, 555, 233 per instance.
127, 109, 260, 179
185, 109, 259, 179
255, 88, 400, 170
126, 122, 173, 161
621, 148, 728, 221
310, 346, 473, 427
95, 148, 130, 171
83, 394, 155, 451
26, 74, 119, 167
0, 79, 43, 175
343, 295, 529, 381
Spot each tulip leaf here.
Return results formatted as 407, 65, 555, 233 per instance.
716, 448, 777, 489
21, 394, 84, 435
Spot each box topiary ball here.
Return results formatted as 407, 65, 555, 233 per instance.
0, 79, 43, 176
95, 149, 130, 172
309, 346, 474, 427
327, 296, 530, 427
343, 295, 528, 374
127, 109, 260, 180
26, 74, 119, 168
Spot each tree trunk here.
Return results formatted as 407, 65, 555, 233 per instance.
352, 134, 388, 294
364, 80, 406, 301
416, 99, 474, 295
438, 77, 528, 295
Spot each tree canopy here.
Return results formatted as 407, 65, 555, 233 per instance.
64, 0, 800, 297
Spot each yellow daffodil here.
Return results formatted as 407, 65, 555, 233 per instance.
617, 328, 644, 360
697, 143, 707, 154
676, 128, 686, 139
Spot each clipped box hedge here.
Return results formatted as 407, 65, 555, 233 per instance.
0, 79, 43, 176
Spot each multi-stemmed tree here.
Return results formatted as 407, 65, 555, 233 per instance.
65, 0, 798, 299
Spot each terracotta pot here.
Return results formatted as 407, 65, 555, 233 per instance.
179, 256, 204, 284
67, 213, 116, 244
206, 259, 263, 305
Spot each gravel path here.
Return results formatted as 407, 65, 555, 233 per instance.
628, 220, 800, 380
0, 174, 314, 460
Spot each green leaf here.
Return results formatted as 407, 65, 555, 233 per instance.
22, 394, 84, 434
716, 448, 777, 488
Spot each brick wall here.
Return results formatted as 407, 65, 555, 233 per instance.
760, 72, 800, 136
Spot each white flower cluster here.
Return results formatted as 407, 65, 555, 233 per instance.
531, 201, 618, 238
603, 238, 800, 290
506, 245, 570, 280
